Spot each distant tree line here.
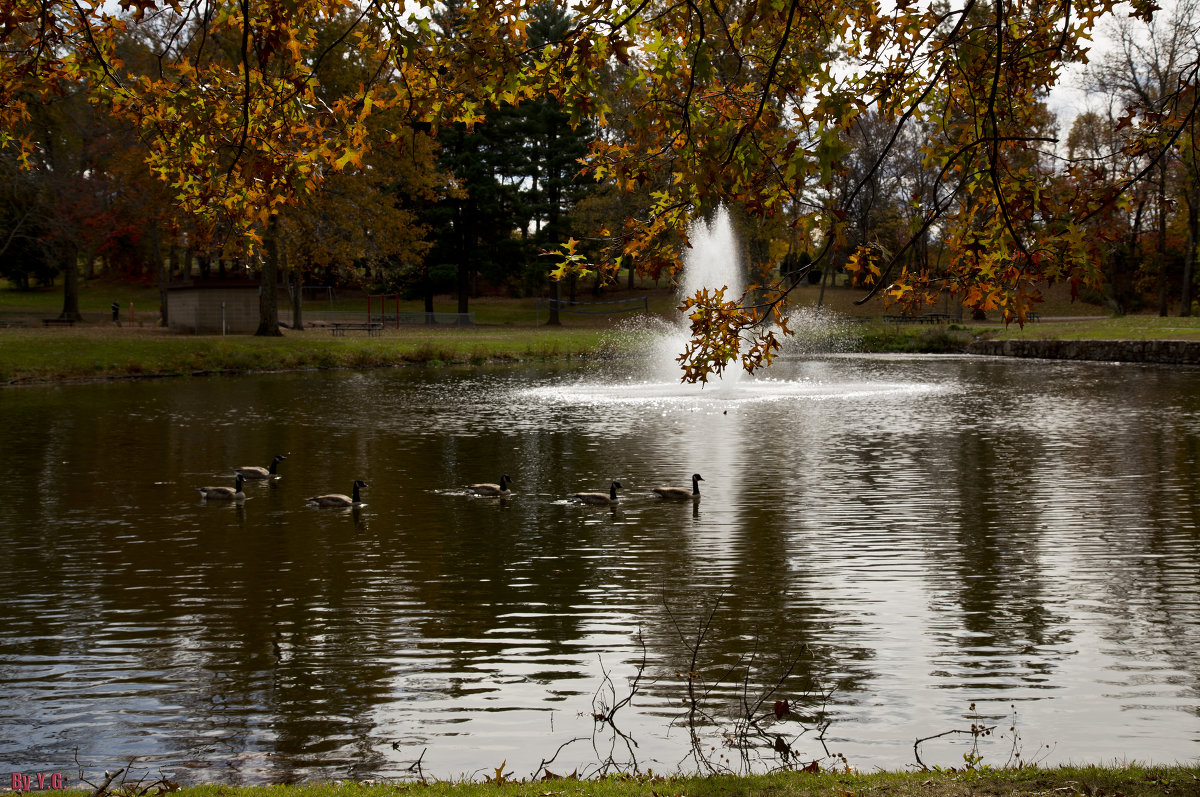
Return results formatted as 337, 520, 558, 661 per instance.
0, 4, 604, 326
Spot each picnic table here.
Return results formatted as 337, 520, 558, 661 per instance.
328, 321, 383, 337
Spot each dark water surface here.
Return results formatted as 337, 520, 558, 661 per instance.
1, 355, 1198, 782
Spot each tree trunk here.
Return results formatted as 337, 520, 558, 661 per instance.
546, 277, 561, 325
1157, 164, 1169, 316
456, 209, 470, 316
152, 225, 169, 327
456, 263, 470, 315
1182, 198, 1199, 317
816, 259, 830, 311
255, 217, 283, 336
58, 243, 82, 321
287, 248, 304, 331
423, 267, 436, 324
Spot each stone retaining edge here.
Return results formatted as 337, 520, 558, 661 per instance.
965, 339, 1200, 364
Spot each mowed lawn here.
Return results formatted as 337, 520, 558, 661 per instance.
11, 275, 1200, 385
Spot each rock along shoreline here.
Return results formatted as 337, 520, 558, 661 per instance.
966, 338, 1200, 365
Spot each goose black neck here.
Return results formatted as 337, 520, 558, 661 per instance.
352, 483, 361, 502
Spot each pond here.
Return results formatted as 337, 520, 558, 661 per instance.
1, 354, 1198, 783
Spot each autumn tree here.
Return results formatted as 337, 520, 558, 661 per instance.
4, 0, 532, 333
1088, 0, 1200, 315
6, 0, 1197, 374
1066, 109, 1149, 313
533, 0, 1178, 379
0, 71, 135, 320
272, 12, 445, 329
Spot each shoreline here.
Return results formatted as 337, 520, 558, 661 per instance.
6, 322, 1200, 387
16, 763, 1200, 796
967, 338, 1200, 365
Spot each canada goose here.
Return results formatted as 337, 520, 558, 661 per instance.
469, 474, 512, 497
572, 481, 623, 505
308, 479, 368, 508
199, 473, 246, 501
236, 454, 287, 479
653, 473, 704, 500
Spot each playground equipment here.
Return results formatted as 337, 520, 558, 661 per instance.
367, 293, 474, 327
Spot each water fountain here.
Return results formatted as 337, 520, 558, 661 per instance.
525, 205, 935, 407
645, 204, 747, 386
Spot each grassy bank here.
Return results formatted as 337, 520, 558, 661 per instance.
9, 313, 1200, 385
32, 764, 1200, 797
0, 325, 640, 384
11, 277, 1200, 386
982, 314, 1200, 342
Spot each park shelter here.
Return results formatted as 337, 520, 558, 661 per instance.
166, 281, 261, 334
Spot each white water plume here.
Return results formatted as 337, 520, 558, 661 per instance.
647, 205, 747, 386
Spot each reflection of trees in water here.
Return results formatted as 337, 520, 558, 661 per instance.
931, 415, 1073, 686
1072, 389, 1200, 697
7, 363, 1200, 780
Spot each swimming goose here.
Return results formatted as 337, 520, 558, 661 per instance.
653, 473, 704, 500
572, 481, 623, 505
308, 480, 368, 508
199, 473, 246, 501
469, 474, 513, 497
236, 454, 287, 480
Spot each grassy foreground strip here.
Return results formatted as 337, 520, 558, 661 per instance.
37, 765, 1200, 797
0, 327, 637, 384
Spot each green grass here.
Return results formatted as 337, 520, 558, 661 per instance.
0, 280, 163, 315
9, 275, 1199, 386
30, 764, 1200, 797
9, 310, 1200, 386
0, 325, 640, 384
0, 277, 684, 326
984, 314, 1200, 342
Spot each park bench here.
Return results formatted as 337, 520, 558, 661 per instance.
329, 321, 383, 337
883, 313, 953, 324
42, 318, 76, 327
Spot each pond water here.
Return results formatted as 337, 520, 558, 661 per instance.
1, 354, 1199, 783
